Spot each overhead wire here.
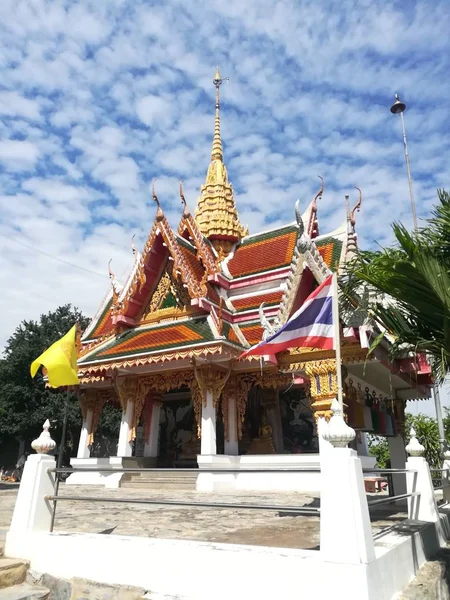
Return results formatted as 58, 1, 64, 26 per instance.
0, 231, 110, 279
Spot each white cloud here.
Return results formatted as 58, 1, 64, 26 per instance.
0, 0, 448, 362
0, 140, 40, 170
136, 95, 172, 127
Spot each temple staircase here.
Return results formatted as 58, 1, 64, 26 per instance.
0, 543, 49, 600
120, 469, 198, 490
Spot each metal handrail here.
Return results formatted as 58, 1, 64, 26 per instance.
367, 492, 420, 507
45, 494, 320, 513
50, 467, 321, 474
46, 493, 320, 532
430, 468, 449, 473
362, 469, 417, 474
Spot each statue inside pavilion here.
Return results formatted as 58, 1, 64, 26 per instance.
69, 69, 432, 492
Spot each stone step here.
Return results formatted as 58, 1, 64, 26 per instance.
0, 560, 29, 590
120, 472, 197, 489
121, 482, 195, 490
0, 583, 50, 600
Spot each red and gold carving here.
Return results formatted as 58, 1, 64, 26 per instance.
78, 387, 116, 446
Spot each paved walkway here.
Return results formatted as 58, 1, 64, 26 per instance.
0, 485, 406, 550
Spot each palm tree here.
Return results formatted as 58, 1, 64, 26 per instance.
344, 189, 450, 382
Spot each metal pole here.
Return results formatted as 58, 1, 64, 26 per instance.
332, 273, 344, 410
433, 385, 446, 457
50, 388, 70, 532
399, 110, 418, 231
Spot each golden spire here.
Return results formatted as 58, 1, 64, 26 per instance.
194, 68, 248, 254
211, 68, 224, 161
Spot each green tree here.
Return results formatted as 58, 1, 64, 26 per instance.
369, 413, 442, 469
0, 305, 90, 462
344, 189, 450, 382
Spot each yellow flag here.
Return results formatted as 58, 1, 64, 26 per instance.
30, 324, 80, 388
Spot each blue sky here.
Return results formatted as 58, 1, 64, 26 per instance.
0, 0, 449, 396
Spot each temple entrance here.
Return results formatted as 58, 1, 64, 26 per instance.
279, 388, 317, 454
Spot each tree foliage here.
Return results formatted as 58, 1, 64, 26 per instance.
0, 305, 90, 460
369, 410, 450, 469
344, 189, 450, 382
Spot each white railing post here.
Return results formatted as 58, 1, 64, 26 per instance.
406, 427, 441, 525
320, 399, 376, 564
442, 450, 450, 504
6, 420, 57, 557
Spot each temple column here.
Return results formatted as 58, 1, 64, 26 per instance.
144, 401, 162, 458
194, 365, 231, 456
201, 390, 216, 455
117, 399, 135, 457
77, 408, 93, 459
224, 394, 238, 455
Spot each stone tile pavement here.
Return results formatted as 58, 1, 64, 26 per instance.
0, 484, 406, 550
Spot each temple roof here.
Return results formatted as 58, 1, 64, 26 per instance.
79, 317, 216, 365
79, 74, 365, 376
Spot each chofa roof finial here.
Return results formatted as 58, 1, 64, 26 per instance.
351, 187, 362, 226
180, 180, 190, 217
312, 175, 324, 212
108, 259, 115, 281
152, 178, 160, 209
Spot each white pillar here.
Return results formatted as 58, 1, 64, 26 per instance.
77, 408, 93, 459
388, 434, 407, 496
201, 389, 216, 455
443, 451, 450, 504
356, 431, 369, 456
405, 429, 442, 526
117, 400, 134, 458
224, 395, 238, 456
320, 400, 375, 564
144, 403, 162, 457
8, 454, 56, 537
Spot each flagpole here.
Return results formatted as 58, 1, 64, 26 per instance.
50, 387, 70, 532
332, 273, 344, 410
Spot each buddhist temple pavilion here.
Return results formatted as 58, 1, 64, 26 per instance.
71, 70, 432, 492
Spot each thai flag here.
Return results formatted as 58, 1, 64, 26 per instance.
241, 274, 335, 358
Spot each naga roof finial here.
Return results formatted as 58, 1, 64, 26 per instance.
131, 234, 137, 256
294, 199, 305, 237
180, 180, 190, 216
351, 187, 362, 226
312, 175, 324, 212
152, 178, 160, 208
108, 259, 115, 281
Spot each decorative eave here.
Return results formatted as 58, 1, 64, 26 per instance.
81, 288, 114, 342
276, 200, 331, 326
111, 194, 208, 327
178, 183, 220, 276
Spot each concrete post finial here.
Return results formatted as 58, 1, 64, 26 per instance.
322, 398, 356, 448
31, 419, 57, 455
405, 426, 425, 457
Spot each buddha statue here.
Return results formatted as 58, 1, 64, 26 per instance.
179, 421, 200, 462
247, 411, 276, 455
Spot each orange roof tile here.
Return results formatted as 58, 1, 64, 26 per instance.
228, 225, 298, 278
81, 319, 215, 362
232, 290, 283, 311
240, 323, 264, 345
178, 240, 205, 283
84, 299, 114, 341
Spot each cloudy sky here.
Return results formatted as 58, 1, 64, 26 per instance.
0, 0, 449, 364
